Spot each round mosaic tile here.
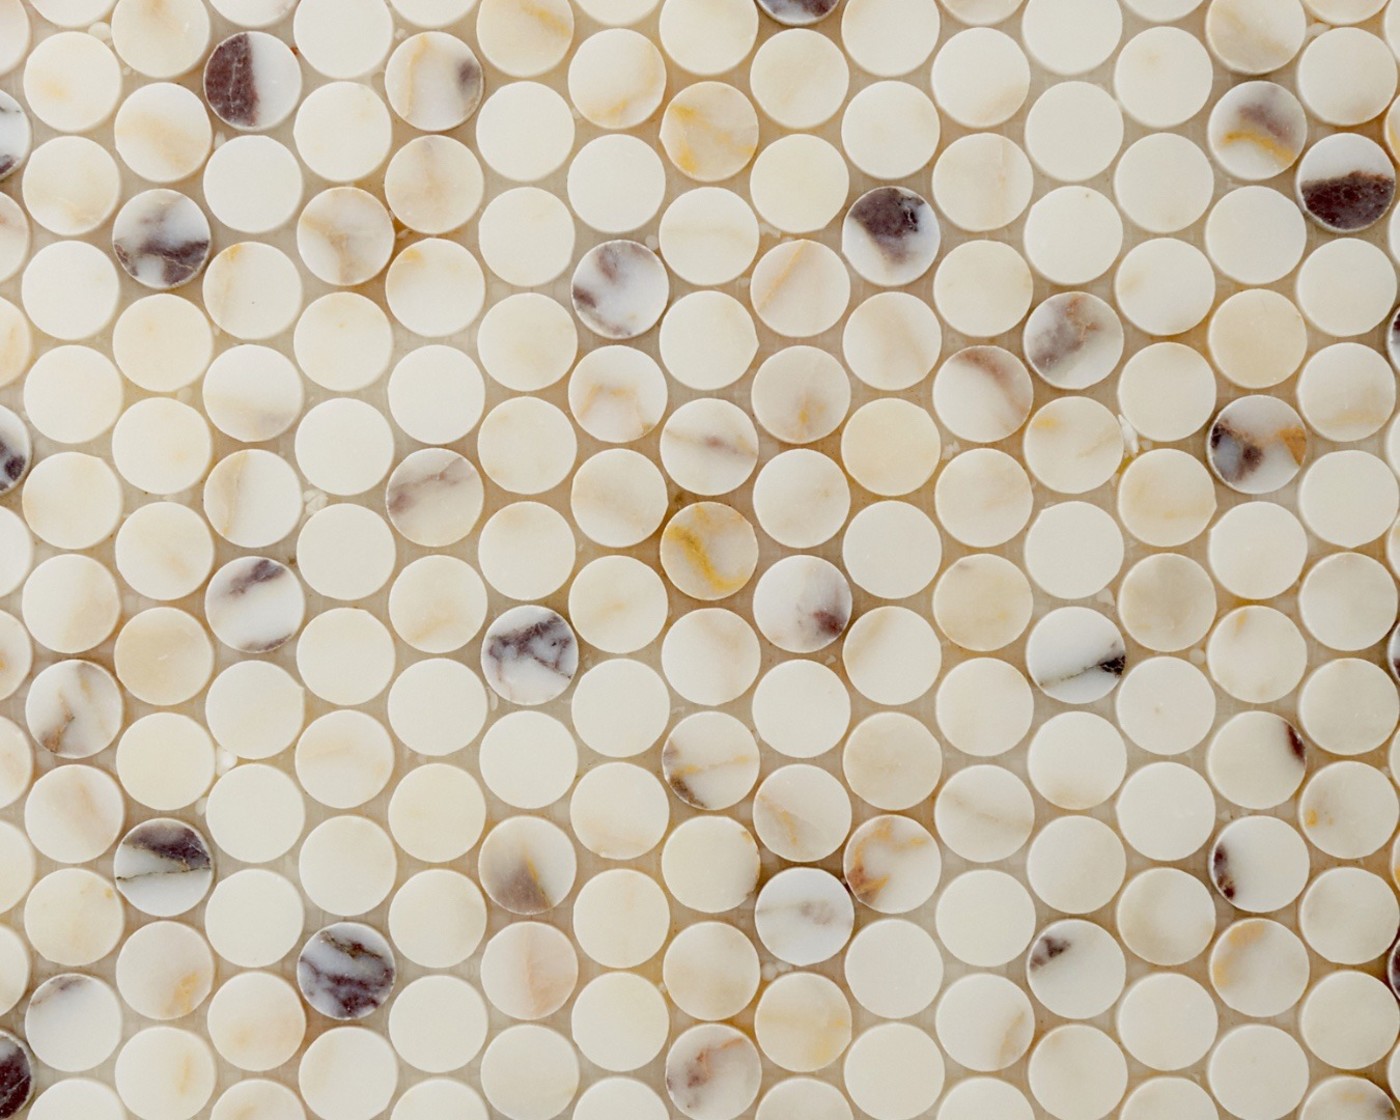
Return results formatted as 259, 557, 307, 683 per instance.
0, 1, 1391, 1118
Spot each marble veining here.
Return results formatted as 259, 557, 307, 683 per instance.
1026, 608, 1128, 704
1297, 132, 1398, 233
754, 867, 854, 966
0, 1033, 31, 1120
0, 1, 1394, 1119
0, 94, 26, 182
571, 240, 671, 340
841, 187, 941, 288
384, 30, 484, 131
24, 660, 122, 759
843, 814, 940, 913
481, 605, 578, 706
665, 1024, 763, 1120
756, 0, 838, 24
296, 922, 397, 1021
203, 31, 303, 131
1207, 395, 1309, 495
111, 190, 212, 290
1208, 80, 1308, 181
478, 817, 577, 916
112, 819, 214, 918
204, 555, 305, 653
1023, 292, 1124, 390
0, 408, 29, 498
752, 555, 852, 653
384, 447, 483, 547
661, 712, 760, 811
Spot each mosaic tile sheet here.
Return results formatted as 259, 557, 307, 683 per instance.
0, 0, 1398, 1117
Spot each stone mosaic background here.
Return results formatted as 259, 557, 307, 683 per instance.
0, 0, 1398, 1118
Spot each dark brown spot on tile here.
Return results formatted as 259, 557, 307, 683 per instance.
204, 32, 259, 127
1211, 844, 1236, 901
1300, 171, 1395, 232
1028, 933, 1071, 970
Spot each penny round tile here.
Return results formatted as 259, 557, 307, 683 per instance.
0, 7, 1390, 1119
